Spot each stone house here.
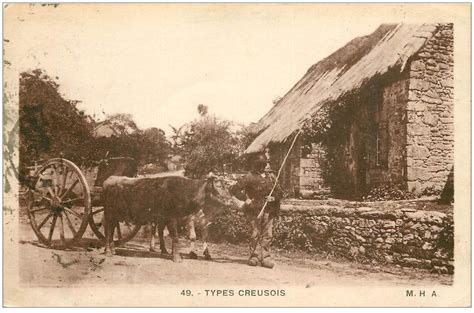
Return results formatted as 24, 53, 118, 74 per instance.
246, 24, 454, 199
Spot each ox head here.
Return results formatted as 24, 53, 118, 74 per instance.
193, 172, 233, 212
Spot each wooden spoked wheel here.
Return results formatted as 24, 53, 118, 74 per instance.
89, 206, 141, 246
27, 158, 91, 248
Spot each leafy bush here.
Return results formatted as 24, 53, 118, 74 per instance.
170, 106, 254, 178
208, 209, 334, 253
362, 184, 418, 201
207, 207, 249, 244
437, 224, 454, 258
273, 215, 333, 252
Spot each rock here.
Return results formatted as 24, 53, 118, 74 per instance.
426, 58, 437, 66
375, 237, 384, 243
431, 266, 449, 274
422, 242, 433, 250
422, 112, 438, 126
349, 246, 359, 257
411, 78, 430, 91
421, 95, 442, 105
395, 219, 403, 226
407, 166, 430, 181
384, 221, 396, 228
402, 257, 422, 267
385, 237, 396, 244
403, 234, 415, 241
434, 249, 450, 259
441, 29, 453, 36
425, 212, 445, 224
424, 230, 431, 239
359, 246, 366, 254
411, 60, 426, 71
355, 235, 366, 243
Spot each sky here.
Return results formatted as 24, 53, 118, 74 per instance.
5, 4, 390, 135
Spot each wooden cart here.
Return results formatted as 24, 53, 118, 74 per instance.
25, 157, 141, 248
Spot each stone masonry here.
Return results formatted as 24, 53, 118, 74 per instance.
276, 199, 454, 273
269, 24, 454, 198
406, 24, 454, 194
299, 143, 330, 198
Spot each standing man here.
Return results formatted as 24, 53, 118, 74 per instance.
230, 152, 282, 268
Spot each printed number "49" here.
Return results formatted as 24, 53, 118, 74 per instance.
181, 290, 193, 296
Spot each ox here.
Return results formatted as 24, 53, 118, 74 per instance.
149, 177, 238, 260
102, 175, 232, 262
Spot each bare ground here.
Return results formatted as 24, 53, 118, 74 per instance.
17, 221, 453, 288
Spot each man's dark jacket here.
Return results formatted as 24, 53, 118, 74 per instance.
230, 172, 283, 217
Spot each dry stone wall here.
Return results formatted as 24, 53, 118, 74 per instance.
275, 199, 454, 273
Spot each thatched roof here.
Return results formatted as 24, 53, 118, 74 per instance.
246, 24, 439, 153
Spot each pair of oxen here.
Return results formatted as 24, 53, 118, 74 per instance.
99, 158, 237, 263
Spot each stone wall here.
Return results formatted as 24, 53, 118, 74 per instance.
406, 23, 454, 194
269, 140, 301, 196
275, 199, 454, 272
299, 143, 330, 198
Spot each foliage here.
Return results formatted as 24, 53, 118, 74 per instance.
19, 69, 171, 182
301, 92, 361, 198
171, 106, 249, 178
96, 113, 139, 136
273, 214, 333, 252
208, 209, 334, 252
207, 207, 249, 244
362, 184, 418, 201
19, 70, 95, 181
92, 121, 171, 167
437, 224, 454, 258
231, 125, 258, 172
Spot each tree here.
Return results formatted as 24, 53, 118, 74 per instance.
19, 69, 172, 183
92, 116, 170, 167
97, 113, 139, 136
172, 106, 242, 178
137, 127, 171, 166
19, 69, 95, 180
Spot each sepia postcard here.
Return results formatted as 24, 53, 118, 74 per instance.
3, 3, 471, 307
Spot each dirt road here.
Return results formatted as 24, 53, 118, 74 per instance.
17, 222, 452, 287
